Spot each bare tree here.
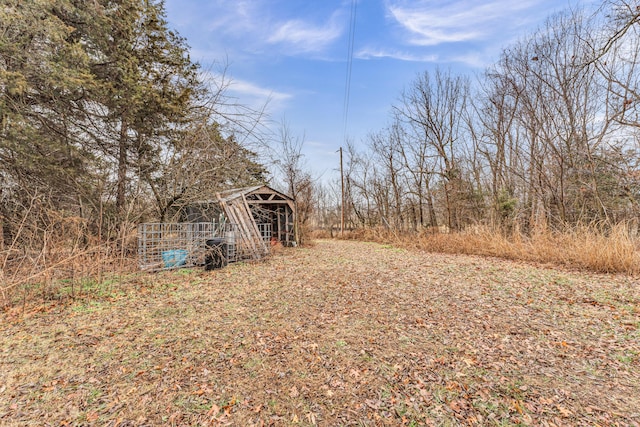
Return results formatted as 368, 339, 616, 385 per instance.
307, 2, 640, 236
272, 119, 312, 244
395, 68, 470, 230
368, 125, 407, 228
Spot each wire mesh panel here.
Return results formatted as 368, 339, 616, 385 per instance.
137, 222, 273, 271
137, 222, 222, 271
221, 223, 238, 263
227, 223, 272, 262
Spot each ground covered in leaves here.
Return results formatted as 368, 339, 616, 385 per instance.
1, 240, 639, 426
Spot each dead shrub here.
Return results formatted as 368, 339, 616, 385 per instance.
334, 223, 639, 275
1, 212, 137, 310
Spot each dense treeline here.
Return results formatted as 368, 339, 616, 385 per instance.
317, 1, 640, 236
2, 0, 639, 290
0, 0, 266, 255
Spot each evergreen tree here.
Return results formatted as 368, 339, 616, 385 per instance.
75, 0, 200, 219
0, 0, 98, 245
1, 0, 269, 248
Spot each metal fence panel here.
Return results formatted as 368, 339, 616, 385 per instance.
137, 222, 272, 271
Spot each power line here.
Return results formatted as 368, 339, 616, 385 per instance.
342, 0, 357, 144
340, 0, 357, 237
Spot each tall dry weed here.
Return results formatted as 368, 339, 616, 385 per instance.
337, 223, 639, 275
0, 213, 137, 310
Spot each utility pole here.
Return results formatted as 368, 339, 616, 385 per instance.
339, 146, 345, 237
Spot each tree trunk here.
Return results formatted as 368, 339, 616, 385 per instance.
426, 182, 438, 228
116, 118, 128, 218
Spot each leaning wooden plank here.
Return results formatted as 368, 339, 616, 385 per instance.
228, 200, 261, 259
223, 202, 253, 257
240, 207, 265, 259
242, 193, 269, 256
222, 206, 245, 259
226, 206, 253, 259
216, 192, 260, 260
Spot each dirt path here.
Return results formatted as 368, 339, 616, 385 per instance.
1, 239, 639, 426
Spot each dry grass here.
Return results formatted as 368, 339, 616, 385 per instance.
0, 245, 136, 311
339, 223, 640, 275
1, 240, 639, 426
0, 219, 138, 310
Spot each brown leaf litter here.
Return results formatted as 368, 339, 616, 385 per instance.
1, 239, 639, 426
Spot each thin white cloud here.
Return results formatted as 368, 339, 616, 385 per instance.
204, 0, 258, 35
267, 12, 344, 53
193, 0, 345, 56
228, 79, 293, 104
305, 140, 328, 148
356, 46, 490, 68
356, 47, 439, 62
386, 0, 552, 46
199, 70, 293, 116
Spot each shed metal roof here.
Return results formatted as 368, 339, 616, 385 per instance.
217, 185, 294, 204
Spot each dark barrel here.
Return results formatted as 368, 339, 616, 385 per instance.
205, 238, 227, 270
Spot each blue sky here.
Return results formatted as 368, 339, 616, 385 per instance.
163, 0, 585, 182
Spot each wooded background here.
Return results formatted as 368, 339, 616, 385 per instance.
314, 2, 640, 236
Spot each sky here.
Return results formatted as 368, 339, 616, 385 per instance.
163, 0, 587, 184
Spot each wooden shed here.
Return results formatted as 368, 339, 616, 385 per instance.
138, 185, 296, 271
216, 185, 297, 250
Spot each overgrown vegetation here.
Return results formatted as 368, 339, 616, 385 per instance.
2, 0, 639, 307
330, 223, 640, 275
0, 0, 269, 306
